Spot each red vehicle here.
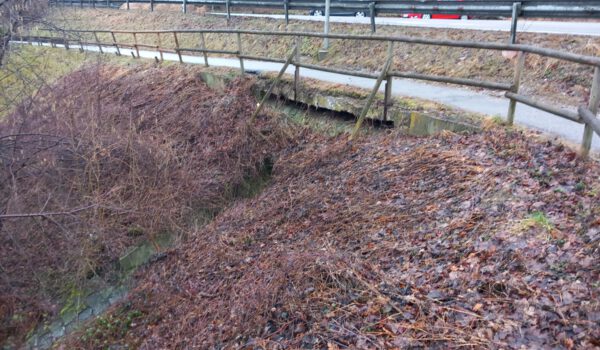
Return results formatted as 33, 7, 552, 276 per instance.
402, 0, 469, 20
402, 13, 469, 20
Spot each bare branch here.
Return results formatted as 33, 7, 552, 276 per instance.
0, 204, 96, 219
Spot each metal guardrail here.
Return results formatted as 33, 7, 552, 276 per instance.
49, 0, 600, 18
22, 27, 600, 155
48, 0, 600, 43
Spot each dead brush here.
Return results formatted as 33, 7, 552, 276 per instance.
0, 63, 299, 345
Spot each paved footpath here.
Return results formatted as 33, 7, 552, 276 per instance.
15, 41, 599, 151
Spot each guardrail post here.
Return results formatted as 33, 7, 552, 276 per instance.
351, 41, 394, 140
92, 0, 95, 9
369, 2, 376, 33
581, 67, 600, 156
126, 0, 129, 10
150, 0, 154, 12
107, 0, 110, 9
507, 51, 525, 125
93, 32, 103, 53
173, 32, 183, 63
237, 32, 245, 75
318, 0, 331, 60
111, 31, 120, 56
226, 0, 231, 24
182, 0, 187, 14
79, 0, 82, 8
294, 36, 301, 101
200, 32, 209, 67
510, 2, 521, 44
284, 0, 289, 25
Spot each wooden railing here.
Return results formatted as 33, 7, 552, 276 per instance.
21, 27, 600, 155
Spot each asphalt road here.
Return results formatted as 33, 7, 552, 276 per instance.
214, 13, 600, 37
13, 41, 600, 151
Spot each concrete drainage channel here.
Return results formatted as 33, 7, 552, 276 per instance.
25, 234, 174, 349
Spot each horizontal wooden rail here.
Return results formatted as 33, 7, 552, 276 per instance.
505, 92, 581, 123
39, 28, 600, 67
295, 62, 379, 80
22, 27, 600, 155
239, 54, 286, 64
579, 107, 600, 137
179, 47, 240, 55
389, 71, 512, 91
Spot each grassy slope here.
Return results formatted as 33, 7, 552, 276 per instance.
39, 7, 600, 108
0, 44, 145, 119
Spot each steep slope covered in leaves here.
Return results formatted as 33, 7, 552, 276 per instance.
69, 127, 600, 349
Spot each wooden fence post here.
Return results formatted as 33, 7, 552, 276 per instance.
93, 32, 103, 53
200, 32, 209, 67
173, 32, 183, 63
110, 32, 120, 55
350, 41, 394, 140
250, 46, 298, 123
294, 36, 300, 101
581, 67, 600, 156
237, 33, 245, 75
383, 76, 392, 121
507, 51, 525, 125
133, 32, 140, 58
157, 33, 163, 61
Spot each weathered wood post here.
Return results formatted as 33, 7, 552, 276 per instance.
110, 32, 120, 55
133, 32, 140, 58
173, 32, 183, 63
93, 32, 103, 53
507, 51, 525, 125
237, 32, 245, 75
250, 45, 298, 123
157, 32, 163, 61
294, 36, 301, 101
199, 32, 209, 67
351, 41, 394, 140
383, 76, 392, 122
581, 67, 600, 156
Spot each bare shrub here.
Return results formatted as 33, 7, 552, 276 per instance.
0, 63, 297, 344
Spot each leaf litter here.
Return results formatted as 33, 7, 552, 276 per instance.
66, 109, 599, 348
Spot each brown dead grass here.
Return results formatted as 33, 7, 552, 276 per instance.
42, 7, 600, 108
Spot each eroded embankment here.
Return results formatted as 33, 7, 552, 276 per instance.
0, 64, 301, 348
62, 111, 599, 346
